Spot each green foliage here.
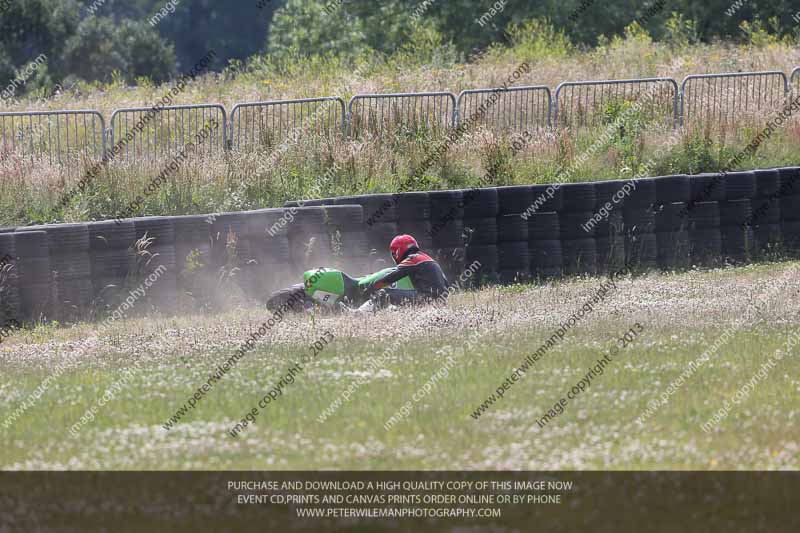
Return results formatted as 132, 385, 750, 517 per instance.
663, 12, 699, 50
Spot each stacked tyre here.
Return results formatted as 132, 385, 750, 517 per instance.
594, 180, 627, 274
462, 188, 500, 285
559, 183, 597, 276
133, 217, 179, 314
720, 171, 757, 263
210, 212, 252, 271
12, 231, 50, 322
496, 186, 533, 283
749, 168, 783, 256
88, 220, 136, 307
395, 192, 432, 250
17, 224, 92, 322
241, 209, 292, 298
0, 233, 21, 328
172, 214, 214, 296
343, 194, 399, 269
287, 207, 333, 273
428, 190, 465, 281
654, 175, 691, 271
780, 167, 800, 256
527, 213, 562, 280
688, 202, 722, 266
623, 178, 657, 271
322, 205, 369, 273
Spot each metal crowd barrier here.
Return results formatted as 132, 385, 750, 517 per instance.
457, 86, 551, 132
348, 92, 456, 139
0, 110, 105, 164
680, 71, 789, 128
2, 66, 799, 166
229, 97, 345, 151
553, 77, 679, 130
109, 104, 227, 160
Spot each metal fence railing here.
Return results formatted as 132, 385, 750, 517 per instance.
680, 71, 789, 128
109, 104, 227, 160
0, 110, 105, 164
554, 78, 679, 130
348, 92, 456, 139
457, 86, 551, 132
229, 97, 345, 151
3, 66, 800, 167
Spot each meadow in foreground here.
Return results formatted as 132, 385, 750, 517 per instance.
1, 261, 799, 470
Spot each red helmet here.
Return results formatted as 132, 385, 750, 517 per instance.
389, 234, 418, 264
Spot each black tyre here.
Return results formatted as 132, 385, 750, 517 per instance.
754, 224, 782, 254
560, 183, 596, 211
688, 202, 720, 230
498, 241, 529, 269
689, 228, 722, 266
429, 190, 464, 224
719, 199, 752, 227
497, 215, 528, 242
267, 285, 312, 313
323, 205, 363, 229
531, 265, 563, 280
88, 220, 136, 251
396, 221, 433, 250
626, 178, 657, 208
290, 232, 332, 271
243, 209, 285, 239
748, 198, 780, 226
463, 218, 498, 246
778, 167, 800, 197
560, 211, 595, 238
780, 195, 800, 221
596, 236, 626, 273
721, 226, 755, 262
725, 171, 757, 200
528, 213, 560, 241
133, 217, 175, 245
623, 207, 655, 235
497, 186, 534, 215
462, 188, 499, 218
431, 219, 464, 248
345, 194, 399, 225
465, 244, 499, 270
595, 180, 629, 207
366, 222, 399, 253
783, 221, 800, 254
561, 238, 598, 276
528, 184, 563, 213
625, 232, 658, 270
754, 169, 781, 198
529, 240, 563, 268
396, 192, 431, 220
655, 174, 691, 204
689, 173, 726, 203
13, 231, 50, 322
654, 202, 689, 232
432, 247, 466, 282
657, 231, 690, 270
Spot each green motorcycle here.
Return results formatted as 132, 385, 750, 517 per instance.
266, 267, 415, 312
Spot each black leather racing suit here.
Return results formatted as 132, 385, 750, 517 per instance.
365, 248, 449, 304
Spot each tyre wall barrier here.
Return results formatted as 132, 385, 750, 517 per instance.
288, 165, 800, 287
4, 207, 373, 323
4, 166, 800, 325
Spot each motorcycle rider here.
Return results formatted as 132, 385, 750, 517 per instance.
361, 234, 449, 307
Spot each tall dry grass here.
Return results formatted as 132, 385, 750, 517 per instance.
1, 23, 799, 226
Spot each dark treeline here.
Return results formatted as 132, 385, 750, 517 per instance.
0, 0, 797, 96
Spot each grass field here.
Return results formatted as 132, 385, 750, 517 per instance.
1, 260, 799, 470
